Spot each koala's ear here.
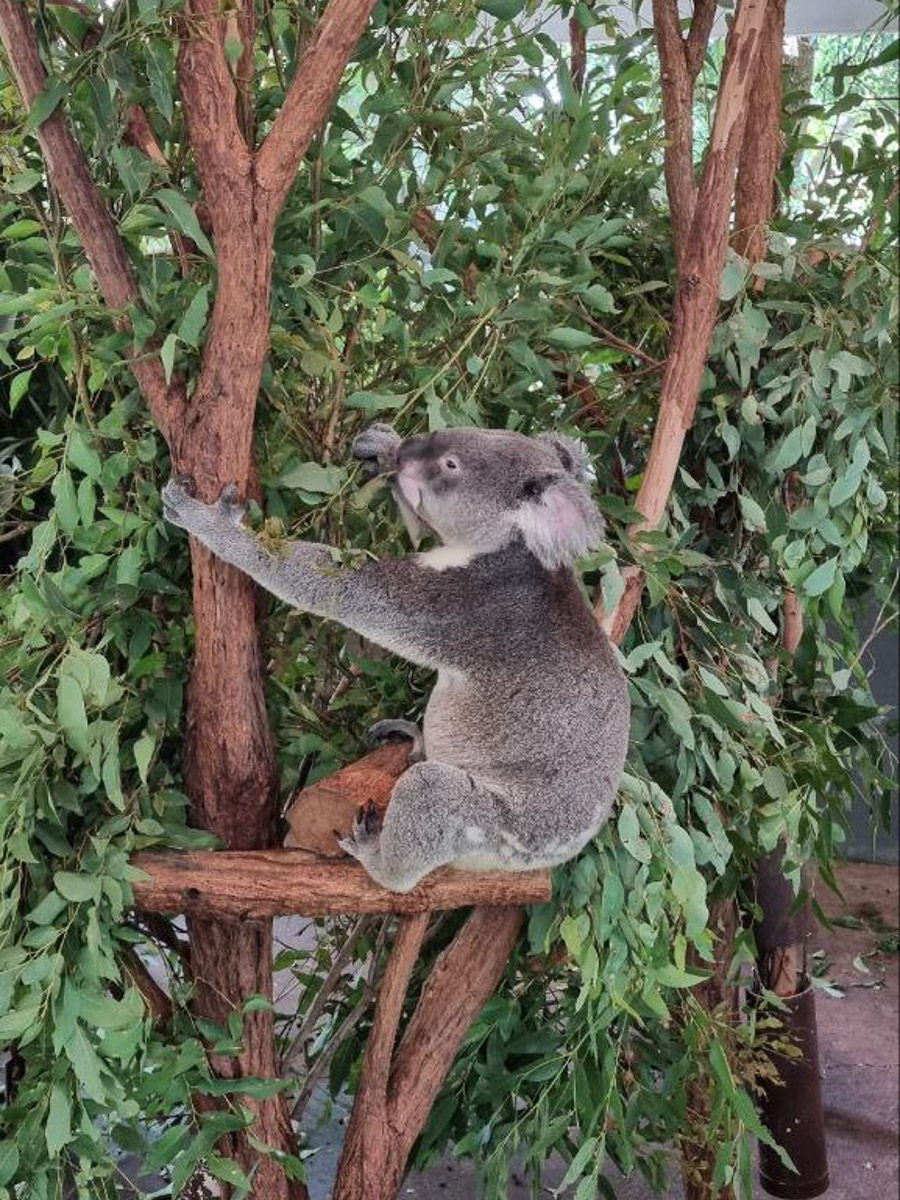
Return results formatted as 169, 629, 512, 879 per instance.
534, 433, 594, 483
514, 477, 606, 569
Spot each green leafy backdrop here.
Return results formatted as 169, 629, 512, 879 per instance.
0, 3, 896, 1197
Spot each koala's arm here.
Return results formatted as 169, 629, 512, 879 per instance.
161, 479, 472, 668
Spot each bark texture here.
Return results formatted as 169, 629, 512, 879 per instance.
333, 907, 525, 1200
132, 849, 551, 918
733, 0, 787, 265
284, 742, 411, 855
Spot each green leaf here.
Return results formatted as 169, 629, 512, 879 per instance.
9, 368, 33, 412
64, 1024, 106, 1102
558, 1136, 598, 1189
23, 80, 68, 135
160, 333, 177, 384
345, 390, 406, 413
0, 1140, 19, 1186
67, 431, 102, 480
544, 326, 598, 350
155, 187, 213, 257
52, 470, 79, 534
803, 556, 838, 597
618, 804, 651, 863
769, 425, 805, 473
747, 597, 777, 634
177, 285, 209, 348
738, 493, 767, 532
133, 730, 156, 784
761, 765, 787, 799
46, 1082, 72, 1156
719, 260, 746, 301
280, 462, 347, 494
207, 1156, 251, 1189
27, 890, 68, 925
476, 0, 526, 19
57, 674, 89, 756
6, 169, 43, 194
580, 284, 617, 314
654, 964, 707, 989
54, 871, 100, 903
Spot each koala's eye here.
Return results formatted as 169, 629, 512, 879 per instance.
520, 479, 544, 501
442, 457, 460, 471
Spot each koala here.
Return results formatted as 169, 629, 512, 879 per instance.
162, 424, 630, 893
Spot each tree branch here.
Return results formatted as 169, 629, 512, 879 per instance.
685, 0, 719, 77
651, 0, 719, 270
733, 0, 787, 266
0, 0, 182, 440
255, 0, 379, 213
131, 848, 552, 917
601, 0, 770, 641
177, 0, 253, 242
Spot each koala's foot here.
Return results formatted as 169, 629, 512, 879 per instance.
368, 719, 425, 763
351, 423, 401, 477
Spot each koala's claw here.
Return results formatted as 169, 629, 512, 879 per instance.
161, 477, 197, 528
217, 482, 248, 525
338, 801, 382, 859
368, 719, 425, 763
356, 800, 383, 842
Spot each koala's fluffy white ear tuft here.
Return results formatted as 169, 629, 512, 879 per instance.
535, 433, 594, 483
514, 478, 606, 569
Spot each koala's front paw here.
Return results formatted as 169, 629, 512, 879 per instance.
351, 423, 401, 477
161, 476, 199, 531
161, 479, 247, 538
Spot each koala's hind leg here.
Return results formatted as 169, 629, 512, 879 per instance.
339, 761, 508, 893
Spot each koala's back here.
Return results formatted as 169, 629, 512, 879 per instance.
421, 544, 629, 845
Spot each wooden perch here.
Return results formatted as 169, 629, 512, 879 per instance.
131, 850, 551, 918
283, 742, 410, 855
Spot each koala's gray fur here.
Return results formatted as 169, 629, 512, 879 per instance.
162, 424, 630, 893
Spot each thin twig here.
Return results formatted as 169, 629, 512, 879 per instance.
290, 917, 391, 1120
280, 915, 374, 1072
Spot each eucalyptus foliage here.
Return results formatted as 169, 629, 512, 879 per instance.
0, 3, 897, 1198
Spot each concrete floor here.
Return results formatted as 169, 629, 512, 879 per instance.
303, 862, 899, 1200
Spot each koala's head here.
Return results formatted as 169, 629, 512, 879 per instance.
389, 427, 605, 569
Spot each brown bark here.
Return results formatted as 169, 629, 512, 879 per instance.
651, 0, 718, 271
601, 0, 769, 641
284, 742, 411, 856
570, 14, 587, 95
733, 0, 787, 265
131, 849, 551, 917
333, 907, 524, 1200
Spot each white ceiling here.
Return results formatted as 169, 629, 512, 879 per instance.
540, 0, 897, 39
